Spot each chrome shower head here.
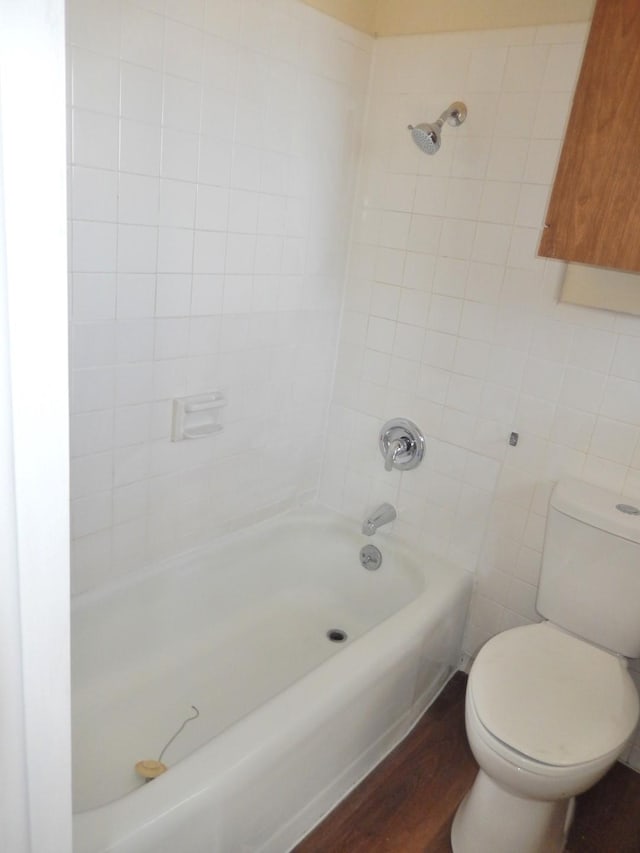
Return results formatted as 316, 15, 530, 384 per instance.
408, 101, 467, 155
408, 120, 444, 154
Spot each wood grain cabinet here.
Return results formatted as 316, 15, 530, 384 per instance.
538, 0, 640, 273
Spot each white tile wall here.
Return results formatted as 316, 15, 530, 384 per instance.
68, 0, 371, 592
318, 22, 640, 770
68, 4, 640, 772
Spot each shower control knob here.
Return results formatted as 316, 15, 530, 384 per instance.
379, 418, 425, 472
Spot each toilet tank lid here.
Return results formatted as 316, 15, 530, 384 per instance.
469, 624, 639, 767
551, 478, 640, 544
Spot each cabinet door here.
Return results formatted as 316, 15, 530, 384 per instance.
538, 0, 640, 273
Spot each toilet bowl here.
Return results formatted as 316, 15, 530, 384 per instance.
452, 623, 639, 853
452, 478, 640, 853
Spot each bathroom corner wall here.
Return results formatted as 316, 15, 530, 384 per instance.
68, 0, 371, 594
319, 22, 640, 769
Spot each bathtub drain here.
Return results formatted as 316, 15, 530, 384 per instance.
327, 628, 348, 643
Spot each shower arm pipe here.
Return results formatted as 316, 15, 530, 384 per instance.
408, 101, 466, 136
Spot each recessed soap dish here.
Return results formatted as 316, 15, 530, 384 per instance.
171, 391, 226, 441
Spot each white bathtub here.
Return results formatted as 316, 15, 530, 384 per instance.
72, 506, 472, 853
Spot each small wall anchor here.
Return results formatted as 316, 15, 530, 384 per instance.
509, 432, 519, 446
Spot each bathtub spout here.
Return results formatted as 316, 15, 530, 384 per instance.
362, 503, 397, 536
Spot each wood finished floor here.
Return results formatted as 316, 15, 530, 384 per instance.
293, 672, 640, 853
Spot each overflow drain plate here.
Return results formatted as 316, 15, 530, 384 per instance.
360, 544, 382, 570
326, 628, 348, 643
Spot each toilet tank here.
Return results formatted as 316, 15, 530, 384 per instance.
538, 478, 640, 657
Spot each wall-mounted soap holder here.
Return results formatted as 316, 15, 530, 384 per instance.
171, 391, 226, 441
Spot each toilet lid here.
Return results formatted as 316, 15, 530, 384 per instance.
469, 623, 639, 766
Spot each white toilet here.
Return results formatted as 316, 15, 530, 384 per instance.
451, 478, 640, 853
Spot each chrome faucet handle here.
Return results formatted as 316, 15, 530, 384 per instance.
379, 418, 425, 472
384, 437, 409, 471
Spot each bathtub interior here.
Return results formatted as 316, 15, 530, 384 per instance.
71, 508, 429, 813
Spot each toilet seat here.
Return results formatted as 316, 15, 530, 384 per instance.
469, 623, 639, 767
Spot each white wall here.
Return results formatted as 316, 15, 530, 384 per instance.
67, 0, 371, 594
319, 22, 640, 770
0, 0, 72, 849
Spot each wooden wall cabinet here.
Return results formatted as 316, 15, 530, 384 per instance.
538, 0, 640, 273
